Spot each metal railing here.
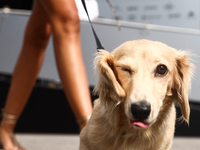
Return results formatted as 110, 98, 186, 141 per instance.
1, 7, 200, 36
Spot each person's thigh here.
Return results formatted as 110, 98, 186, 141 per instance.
38, 0, 79, 28
25, 0, 51, 45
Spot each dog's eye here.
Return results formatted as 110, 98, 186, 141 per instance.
122, 68, 132, 75
156, 65, 168, 76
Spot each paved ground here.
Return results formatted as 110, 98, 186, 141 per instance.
14, 134, 200, 150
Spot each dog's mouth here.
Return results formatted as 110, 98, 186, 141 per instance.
129, 120, 149, 129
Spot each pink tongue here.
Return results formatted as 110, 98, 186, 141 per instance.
130, 121, 149, 129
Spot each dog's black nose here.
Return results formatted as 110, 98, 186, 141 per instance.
131, 102, 151, 121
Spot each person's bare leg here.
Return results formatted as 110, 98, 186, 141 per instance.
0, 1, 51, 149
40, 0, 92, 130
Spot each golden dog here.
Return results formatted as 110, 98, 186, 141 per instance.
80, 40, 193, 150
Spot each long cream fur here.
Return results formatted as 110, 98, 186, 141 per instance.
80, 40, 194, 150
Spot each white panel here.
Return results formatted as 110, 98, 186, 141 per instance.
97, 0, 200, 29
0, 9, 199, 102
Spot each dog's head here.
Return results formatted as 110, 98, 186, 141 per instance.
94, 39, 193, 129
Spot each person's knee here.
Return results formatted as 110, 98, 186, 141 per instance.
51, 9, 80, 34
25, 23, 51, 49
65, 10, 80, 32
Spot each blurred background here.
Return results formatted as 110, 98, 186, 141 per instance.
0, 0, 200, 137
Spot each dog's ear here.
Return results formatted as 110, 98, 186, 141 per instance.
173, 51, 193, 123
94, 50, 125, 98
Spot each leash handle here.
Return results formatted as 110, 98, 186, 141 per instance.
81, 0, 104, 51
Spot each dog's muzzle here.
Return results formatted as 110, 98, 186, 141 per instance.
131, 102, 151, 121
129, 102, 151, 129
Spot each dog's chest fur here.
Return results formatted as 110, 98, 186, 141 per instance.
80, 99, 176, 150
